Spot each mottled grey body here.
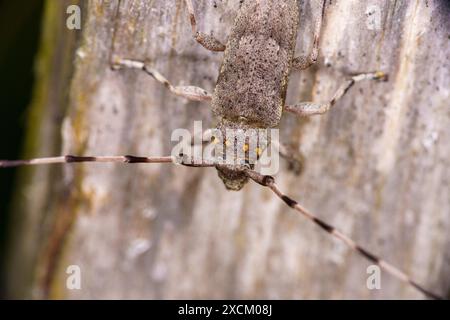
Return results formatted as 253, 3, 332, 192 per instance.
212, 0, 299, 128
213, 0, 300, 190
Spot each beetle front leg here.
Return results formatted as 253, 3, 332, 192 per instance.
270, 140, 304, 175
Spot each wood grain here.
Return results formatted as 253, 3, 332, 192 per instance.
6, 0, 450, 299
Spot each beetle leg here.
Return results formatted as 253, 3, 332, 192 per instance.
285, 71, 387, 116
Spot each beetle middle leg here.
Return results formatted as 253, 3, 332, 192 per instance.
112, 57, 212, 102
285, 71, 387, 116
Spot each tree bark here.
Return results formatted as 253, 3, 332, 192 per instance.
7, 0, 450, 299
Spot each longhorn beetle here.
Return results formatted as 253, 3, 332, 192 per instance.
0, 0, 443, 299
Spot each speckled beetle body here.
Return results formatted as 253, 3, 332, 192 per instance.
212, 0, 299, 190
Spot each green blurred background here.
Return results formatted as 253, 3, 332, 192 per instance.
0, 0, 44, 298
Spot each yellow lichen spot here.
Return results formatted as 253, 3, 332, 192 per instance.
256, 148, 263, 156
375, 71, 386, 79
243, 144, 249, 152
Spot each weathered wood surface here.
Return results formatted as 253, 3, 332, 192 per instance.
7, 0, 450, 299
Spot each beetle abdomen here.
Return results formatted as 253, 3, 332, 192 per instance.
212, 0, 299, 128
